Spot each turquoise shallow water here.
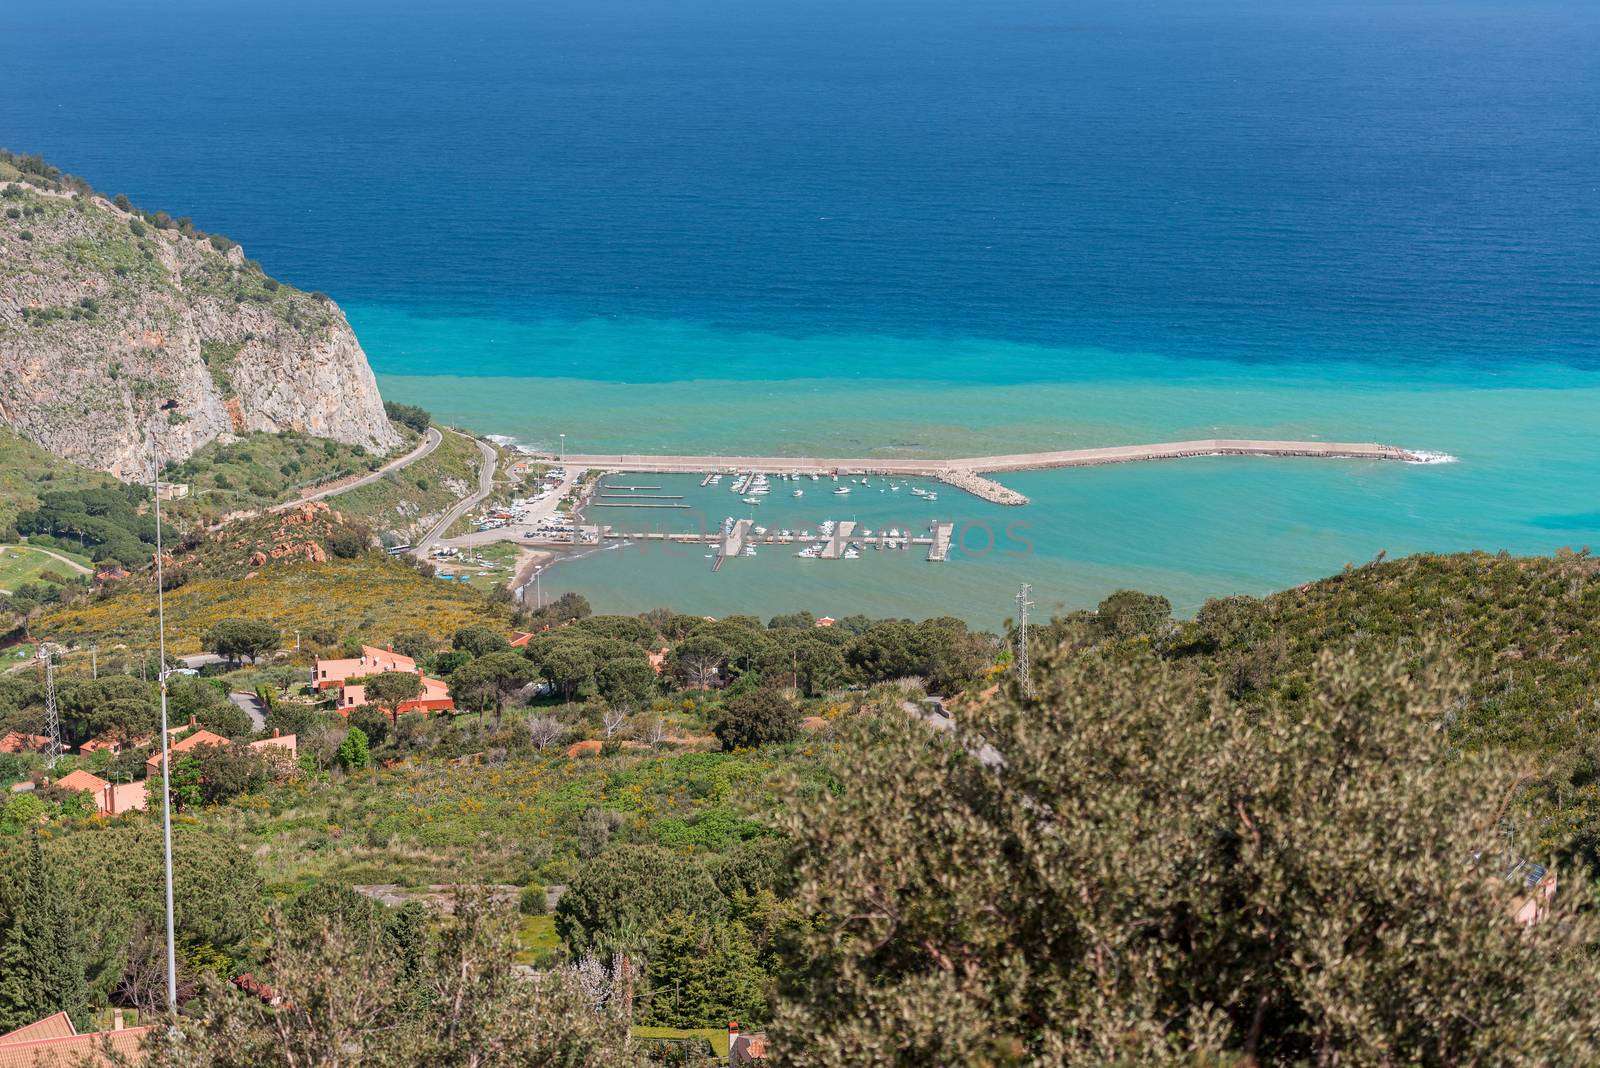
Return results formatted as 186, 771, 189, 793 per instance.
360, 308, 1600, 626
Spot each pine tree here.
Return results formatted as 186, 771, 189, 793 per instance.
0, 833, 93, 1031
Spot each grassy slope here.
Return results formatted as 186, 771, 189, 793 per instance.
334, 427, 483, 542
0, 544, 91, 591
167, 428, 417, 517
0, 428, 119, 532
1156, 550, 1600, 858
35, 507, 505, 653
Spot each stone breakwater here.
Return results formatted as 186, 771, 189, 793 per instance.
549, 439, 1424, 507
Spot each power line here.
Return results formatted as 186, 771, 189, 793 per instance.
1014, 583, 1034, 697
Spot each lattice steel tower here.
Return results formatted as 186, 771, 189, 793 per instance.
1014, 583, 1034, 697
37, 644, 61, 768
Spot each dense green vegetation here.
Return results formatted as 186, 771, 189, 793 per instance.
382, 401, 431, 435
1044, 552, 1600, 867
13, 485, 173, 570
6, 546, 1600, 1062
164, 430, 406, 515
0, 428, 119, 533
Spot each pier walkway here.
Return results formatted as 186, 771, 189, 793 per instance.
551, 439, 1422, 506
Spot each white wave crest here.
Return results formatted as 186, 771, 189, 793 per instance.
1406, 450, 1459, 465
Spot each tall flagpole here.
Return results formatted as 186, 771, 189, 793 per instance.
149, 416, 179, 1014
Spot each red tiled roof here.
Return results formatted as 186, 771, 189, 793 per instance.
53, 769, 111, 794
0, 1013, 75, 1044
145, 728, 231, 773
0, 1012, 154, 1067
0, 731, 51, 754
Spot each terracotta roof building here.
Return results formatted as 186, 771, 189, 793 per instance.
316, 646, 455, 716
337, 675, 454, 715
144, 722, 299, 777
0, 731, 51, 754
313, 646, 418, 690
50, 770, 148, 816
0, 1011, 153, 1066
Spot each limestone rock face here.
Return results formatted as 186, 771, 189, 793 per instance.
0, 182, 399, 479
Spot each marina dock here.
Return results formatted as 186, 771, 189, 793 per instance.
820, 521, 856, 560
575, 520, 947, 570
548, 438, 1426, 506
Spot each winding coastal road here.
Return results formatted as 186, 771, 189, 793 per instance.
273, 427, 442, 512
412, 431, 499, 558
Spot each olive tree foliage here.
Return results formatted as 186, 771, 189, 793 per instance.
555, 846, 725, 955
770, 646, 1600, 1067
145, 892, 643, 1068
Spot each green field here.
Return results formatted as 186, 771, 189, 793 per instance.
632, 1027, 732, 1057
514, 913, 561, 966
0, 543, 91, 592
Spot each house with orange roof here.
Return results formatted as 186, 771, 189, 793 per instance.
509, 631, 535, 648
315, 645, 454, 716
51, 769, 148, 816
313, 646, 418, 691
144, 721, 299, 777
814, 617, 835, 628
0, 1010, 153, 1066
145, 727, 232, 777
337, 675, 454, 715
0, 731, 51, 754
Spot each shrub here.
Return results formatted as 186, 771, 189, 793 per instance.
383, 402, 431, 435
518, 884, 546, 915
325, 525, 369, 559
336, 726, 370, 770
713, 690, 800, 751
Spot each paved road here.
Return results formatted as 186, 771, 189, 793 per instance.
413, 431, 499, 558
272, 427, 442, 512
230, 691, 268, 731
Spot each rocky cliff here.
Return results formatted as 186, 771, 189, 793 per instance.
0, 162, 399, 480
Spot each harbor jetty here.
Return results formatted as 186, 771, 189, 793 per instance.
544, 439, 1424, 506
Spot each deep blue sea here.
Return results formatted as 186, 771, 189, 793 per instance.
6, 0, 1599, 624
